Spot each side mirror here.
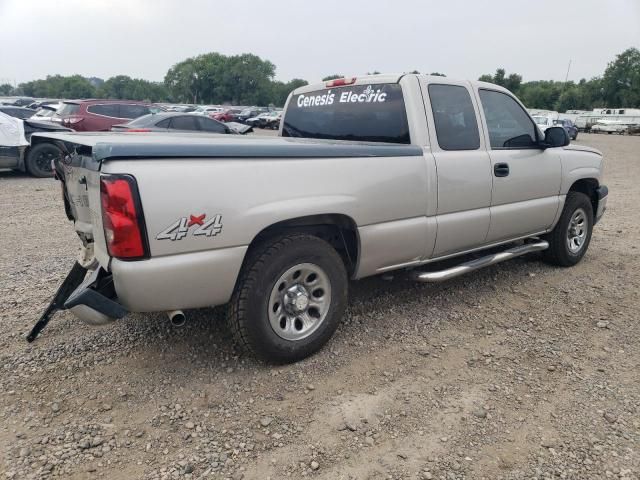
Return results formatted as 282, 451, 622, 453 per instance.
543, 126, 570, 148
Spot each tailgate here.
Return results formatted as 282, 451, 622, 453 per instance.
32, 134, 111, 268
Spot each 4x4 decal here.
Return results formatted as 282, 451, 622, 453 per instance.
156, 214, 223, 241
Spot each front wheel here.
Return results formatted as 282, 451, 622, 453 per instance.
543, 191, 593, 267
26, 143, 60, 178
227, 234, 348, 363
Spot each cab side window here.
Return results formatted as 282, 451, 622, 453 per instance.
169, 115, 199, 131
428, 84, 480, 151
479, 90, 538, 149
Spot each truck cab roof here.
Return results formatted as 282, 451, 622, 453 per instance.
292, 73, 512, 96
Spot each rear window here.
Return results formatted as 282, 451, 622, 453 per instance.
58, 103, 80, 116
120, 104, 151, 119
87, 104, 120, 117
428, 84, 480, 151
125, 114, 154, 126
282, 83, 410, 144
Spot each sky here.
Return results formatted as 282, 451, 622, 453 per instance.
0, 0, 638, 86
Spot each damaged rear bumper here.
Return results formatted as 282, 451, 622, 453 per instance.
27, 263, 127, 342
64, 267, 127, 326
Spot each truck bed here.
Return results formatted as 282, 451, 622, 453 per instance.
32, 131, 422, 166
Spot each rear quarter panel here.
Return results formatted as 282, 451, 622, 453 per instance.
102, 154, 430, 271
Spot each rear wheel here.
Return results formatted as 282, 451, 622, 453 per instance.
543, 191, 593, 267
227, 233, 348, 363
26, 143, 60, 178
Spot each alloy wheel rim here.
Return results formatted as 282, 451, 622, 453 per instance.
567, 208, 588, 253
268, 263, 332, 341
36, 148, 57, 172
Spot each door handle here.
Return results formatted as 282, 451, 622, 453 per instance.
494, 163, 510, 177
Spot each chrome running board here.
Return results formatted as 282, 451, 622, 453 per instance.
414, 240, 549, 283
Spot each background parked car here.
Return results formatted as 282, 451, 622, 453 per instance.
591, 120, 629, 135
0, 97, 34, 107
0, 111, 71, 177
246, 110, 281, 129
26, 99, 59, 109
552, 118, 578, 140
111, 112, 233, 134
236, 107, 270, 124
0, 106, 37, 120
58, 100, 164, 131
194, 106, 224, 116
212, 108, 243, 122
627, 124, 640, 135
30, 103, 62, 123
532, 115, 554, 132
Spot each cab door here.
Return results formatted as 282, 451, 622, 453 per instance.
475, 88, 561, 243
421, 79, 493, 257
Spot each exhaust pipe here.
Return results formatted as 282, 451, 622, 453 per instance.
167, 310, 186, 327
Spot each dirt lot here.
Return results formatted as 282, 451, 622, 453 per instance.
1, 133, 638, 480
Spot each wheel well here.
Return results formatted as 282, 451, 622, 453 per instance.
248, 214, 359, 277
569, 178, 599, 216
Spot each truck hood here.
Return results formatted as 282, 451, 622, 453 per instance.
563, 144, 602, 156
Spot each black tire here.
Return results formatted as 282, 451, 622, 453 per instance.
26, 143, 60, 178
543, 191, 593, 267
227, 233, 348, 363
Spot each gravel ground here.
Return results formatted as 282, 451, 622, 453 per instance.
0, 133, 638, 480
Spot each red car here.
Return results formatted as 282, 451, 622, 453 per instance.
212, 108, 242, 122
58, 99, 163, 131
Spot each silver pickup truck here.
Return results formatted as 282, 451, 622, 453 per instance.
30, 74, 608, 363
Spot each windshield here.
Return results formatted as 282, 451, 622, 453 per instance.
533, 116, 550, 125
282, 83, 410, 144
58, 103, 80, 116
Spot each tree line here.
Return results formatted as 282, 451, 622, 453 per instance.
1, 47, 638, 110
478, 47, 639, 111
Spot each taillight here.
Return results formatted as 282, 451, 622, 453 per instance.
325, 77, 356, 87
65, 116, 84, 125
100, 174, 149, 260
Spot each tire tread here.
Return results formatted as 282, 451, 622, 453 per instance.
543, 191, 593, 267
227, 233, 344, 361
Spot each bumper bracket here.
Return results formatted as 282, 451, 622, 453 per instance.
27, 262, 88, 342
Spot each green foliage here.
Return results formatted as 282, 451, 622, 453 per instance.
479, 68, 522, 92
98, 75, 168, 102
601, 47, 640, 107
479, 49, 640, 111
0, 83, 14, 95
12, 47, 639, 111
20, 75, 96, 99
271, 79, 308, 106
164, 52, 277, 105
